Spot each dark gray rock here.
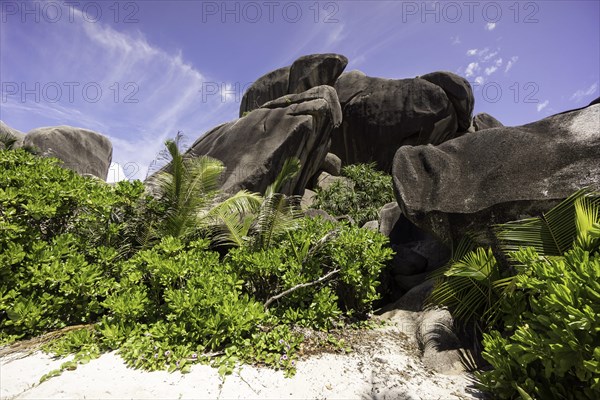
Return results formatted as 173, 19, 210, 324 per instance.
0, 121, 25, 148
378, 202, 402, 238
362, 220, 379, 231
301, 188, 316, 210
239, 53, 348, 117
288, 53, 348, 94
419, 71, 474, 132
332, 73, 459, 171
314, 171, 353, 191
23, 126, 112, 180
390, 244, 428, 276
239, 66, 290, 117
320, 152, 342, 176
189, 85, 342, 195
393, 103, 600, 245
416, 308, 464, 374
472, 112, 504, 131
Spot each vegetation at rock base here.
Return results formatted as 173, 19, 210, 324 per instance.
311, 163, 394, 226
3, 142, 599, 396
0, 146, 392, 379
428, 190, 600, 399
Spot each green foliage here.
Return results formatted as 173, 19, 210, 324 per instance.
150, 135, 262, 243
0, 147, 393, 380
312, 163, 394, 226
0, 149, 150, 341
427, 189, 600, 398
429, 189, 600, 331
477, 246, 600, 399
227, 217, 393, 328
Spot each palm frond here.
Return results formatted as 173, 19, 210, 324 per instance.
204, 191, 262, 246
574, 196, 600, 252
253, 193, 302, 250
496, 189, 599, 255
265, 157, 301, 197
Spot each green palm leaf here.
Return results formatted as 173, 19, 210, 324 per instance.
496, 189, 600, 255
204, 191, 262, 246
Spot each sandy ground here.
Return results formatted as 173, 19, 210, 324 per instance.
1, 326, 481, 400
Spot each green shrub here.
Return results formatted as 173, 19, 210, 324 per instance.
312, 163, 394, 226
0, 149, 393, 379
477, 246, 600, 399
227, 217, 393, 328
0, 149, 150, 341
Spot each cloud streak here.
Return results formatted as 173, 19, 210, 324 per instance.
2, 4, 240, 180
570, 83, 598, 103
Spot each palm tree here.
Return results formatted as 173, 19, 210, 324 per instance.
149, 134, 304, 249
149, 135, 262, 244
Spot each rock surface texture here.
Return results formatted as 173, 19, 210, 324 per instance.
190, 86, 342, 195
0, 121, 25, 148
23, 126, 113, 180
472, 112, 504, 131
331, 71, 471, 171
393, 103, 600, 245
239, 53, 348, 116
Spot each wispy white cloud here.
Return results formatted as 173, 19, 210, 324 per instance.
466, 49, 478, 56
570, 82, 599, 102
485, 66, 497, 75
482, 51, 499, 62
485, 22, 497, 31
505, 56, 519, 73
451, 35, 461, 45
2, 5, 238, 181
537, 100, 549, 112
474, 76, 485, 85
465, 62, 480, 77
325, 23, 346, 47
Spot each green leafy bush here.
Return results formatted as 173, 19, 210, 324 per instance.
477, 246, 600, 399
312, 163, 394, 226
0, 149, 150, 341
0, 149, 393, 379
227, 217, 393, 328
427, 190, 600, 398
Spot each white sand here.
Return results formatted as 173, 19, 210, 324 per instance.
1, 326, 480, 400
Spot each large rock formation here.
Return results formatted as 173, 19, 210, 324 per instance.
288, 54, 348, 94
419, 72, 474, 132
22, 126, 113, 180
392, 103, 600, 245
239, 53, 348, 116
331, 71, 471, 171
189, 85, 342, 195
239, 66, 290, 117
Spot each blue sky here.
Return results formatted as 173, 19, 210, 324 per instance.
1, 0, 598, 181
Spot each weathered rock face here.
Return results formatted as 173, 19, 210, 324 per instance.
472, 112, 503, 131
331, 72, 461, 172
419, 72, 474, 132
0, 121, 25, 148
288, 54, 348, 94
189, 85, 342, 195
239, 66, 290, 117
23, 126, 113, 180
393, 103, 600, 245
320, 152, 342, 176
239, 54, 348, 117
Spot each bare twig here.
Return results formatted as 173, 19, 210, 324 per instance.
264, 269, 340, 309
304, 228, 340, 263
